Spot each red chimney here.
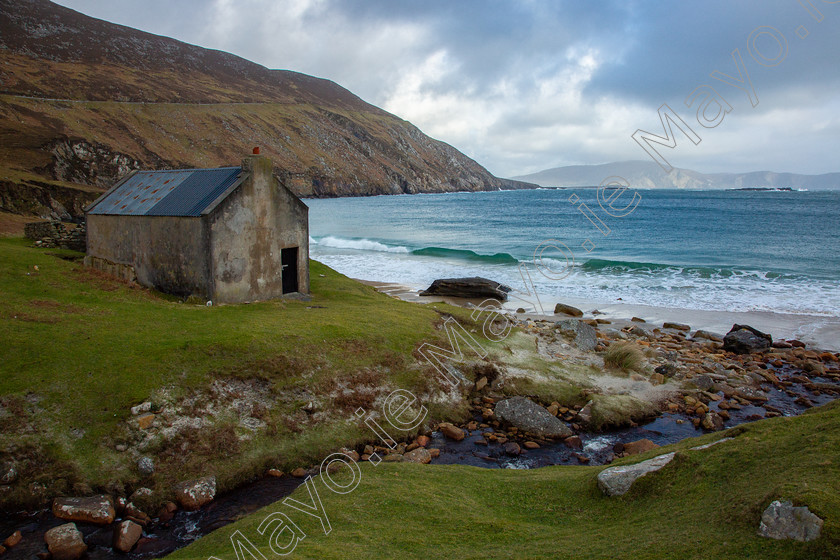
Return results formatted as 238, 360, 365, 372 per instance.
253, 146, 260, 155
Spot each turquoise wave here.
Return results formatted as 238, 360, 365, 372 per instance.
411, 246, 519, 265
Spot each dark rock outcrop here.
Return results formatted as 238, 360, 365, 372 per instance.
420, 277, 512, 301
723, 324, 772, 354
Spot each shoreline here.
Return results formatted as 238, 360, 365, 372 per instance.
357, 279, 840, 351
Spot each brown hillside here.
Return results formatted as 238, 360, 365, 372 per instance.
0, 0, 534, 223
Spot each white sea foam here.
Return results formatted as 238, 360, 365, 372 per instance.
314, 236, 410, 253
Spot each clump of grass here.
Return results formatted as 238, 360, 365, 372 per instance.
603, 342, 644, 372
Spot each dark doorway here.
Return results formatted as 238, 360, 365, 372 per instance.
281, 247, 298, 294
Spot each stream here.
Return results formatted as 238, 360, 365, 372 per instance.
2, 365, 838, 560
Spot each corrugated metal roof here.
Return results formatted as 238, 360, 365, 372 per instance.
88, 167, 244, 217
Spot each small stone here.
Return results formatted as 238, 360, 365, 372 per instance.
758, 500, 823, 541
137, 456, 154, 476
44, 523, 87, 560
129, 487, 152, 503
523, 441, 540, 449
623, 438, 659, 456
173, 476, 216, 510
403, 448, 432, 464
663, 322, 690, 331
631, 317, 646, 322
3, 531, 22, 548
573, 452, 590, 464
0, 463, 18, 485
266, 468, 284, 478
291, 468, 307, 478
701, 412, 725, 431
113, 520, 143, 553
136, 414, 155, 430
428, 448, 441, 458
503, 442, 521, 456
564, 435, 583, 449
649, 373, 666, 385
438, 422, 465, 441
416, 435, 430, 447
474, 376, 488, 391
130, 402, 152, 415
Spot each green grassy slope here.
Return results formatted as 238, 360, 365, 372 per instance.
0, 237, 478, 509
170, 401, 840, 560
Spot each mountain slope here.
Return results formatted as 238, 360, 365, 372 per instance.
0, 0, 534, 220
514, 160, 840, 190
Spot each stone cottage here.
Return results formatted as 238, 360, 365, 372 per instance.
84, 150, 309, 303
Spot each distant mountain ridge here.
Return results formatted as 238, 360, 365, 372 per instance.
513, 161, 840, 190
0, 0, 535, 219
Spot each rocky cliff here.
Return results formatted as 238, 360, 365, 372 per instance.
0, 0, 535, 218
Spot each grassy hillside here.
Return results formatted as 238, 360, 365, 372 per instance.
169, 401, 840, 560
0, 237, 483, 510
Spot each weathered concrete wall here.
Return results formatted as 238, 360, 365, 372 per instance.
86, 214, 211, 297
208, 154, 309, 302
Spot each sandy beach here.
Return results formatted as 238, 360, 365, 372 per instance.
358, 279, 840, 351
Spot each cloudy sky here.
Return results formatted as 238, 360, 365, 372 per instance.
54, 0, 840, 177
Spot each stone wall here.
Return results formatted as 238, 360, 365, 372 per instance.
24, 221, 87, 252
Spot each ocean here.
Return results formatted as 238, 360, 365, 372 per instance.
306, 189, 840, 322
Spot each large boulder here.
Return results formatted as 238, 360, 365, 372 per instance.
723, 324, 772, 354
597, 452, 676, 496
173, 476, 216, 511
494, 396, 572, 438
420, 277, 511, 301
52, 495, 115, 525
758, 500, 823, 541
44, 523, 87, 560
555, 319, 597, 351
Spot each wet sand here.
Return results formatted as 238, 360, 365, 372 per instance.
357, 279, 840, 351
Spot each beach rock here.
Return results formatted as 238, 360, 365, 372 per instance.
494, 397, 572, 438
555, 319, 597, 351
44, 523, 87, 560
663, 322, 690, 331
693, 330, 723, 342
52, 495, 115, 525
626, 324, 652, 339
403, 448, 432, 464
758, 500, 823, 541
438, 422, 466, 441
623, 438, 659, 456
691, 374, 714, 391
173, 476, 216, 511
631, 317, 646, 323
291, 468, 307, 478
420, 277, 511, 301
113, 520, 143, 552
554, 303, 583, 317
597, 452, 676, 496
723, 325, 772, 354
655, 363, 678, 377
